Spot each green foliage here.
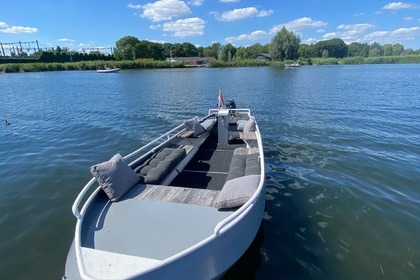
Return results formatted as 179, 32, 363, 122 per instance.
220, 44, 237, 62
268, 61, 285, 68
114, 36, 141, 60
313, 38, 348, 58
348, 42, 369, 57
0, 60, 185, 73
269, 26, 300, 61
311, 57, 340, 65
207, 59, 269, 67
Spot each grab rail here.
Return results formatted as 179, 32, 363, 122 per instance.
71, 114, 217, 220
71, 123, 188, 220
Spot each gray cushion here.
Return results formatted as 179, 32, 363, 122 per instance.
226, 153, 260, 181
243, 116, 256, 132
184, 116, 205, 137
135, 148, 186, 184
90, 154, 140, 202
214, 175, 260, 209
236, 120, 247, 132
201, 118, 216, 131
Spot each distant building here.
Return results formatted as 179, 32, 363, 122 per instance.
249, 53, 271, 61
166, 57, 215, 66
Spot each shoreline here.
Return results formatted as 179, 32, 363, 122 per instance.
0, 55, 419, 73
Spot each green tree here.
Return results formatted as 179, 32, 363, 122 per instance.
369, 42, 383, 57
298, 44, 314, 58
269, 26, 300, 60
313, 38, 348, 58
392, 43, 404, 56
348, 42, 369, 57
220, 44, 237, 61
203, 42, 222, 59
115, 36, 140, 60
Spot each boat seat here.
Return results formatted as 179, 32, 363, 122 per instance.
225, 148, 260, 182
214, 147, 261, 209
179, 117, 216, 138
238, 117, 257, 148
134, 147, 187, 184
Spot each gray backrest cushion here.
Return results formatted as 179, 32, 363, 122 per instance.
184, 116, 205, 137
214, 175, 260, 209
90, 153, 140, 202
236, 120, 247, 132
243, 116, 256, 132
226, 152, 260, 181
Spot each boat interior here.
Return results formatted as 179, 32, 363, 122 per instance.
69, 109, 263, 278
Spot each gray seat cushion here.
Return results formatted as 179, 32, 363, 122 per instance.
201, 118, 216, 131
236, 120, 247, 132
214, 175, 260, 209
135, 148, 186, 184
226, 152, 260, 182
90, 153, 140, 202
184, 116, 205, 137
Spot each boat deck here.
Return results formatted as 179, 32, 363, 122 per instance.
171, 134, 245, 191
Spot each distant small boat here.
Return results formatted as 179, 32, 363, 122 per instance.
97, 67, 120, 73
285, 62, 300, 68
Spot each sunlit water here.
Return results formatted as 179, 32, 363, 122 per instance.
0, 65, 419, 279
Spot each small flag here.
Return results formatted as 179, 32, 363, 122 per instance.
218, 87, 225, 108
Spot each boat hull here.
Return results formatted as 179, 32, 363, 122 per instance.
96, 68, 120, 73
64, 108, 265, 280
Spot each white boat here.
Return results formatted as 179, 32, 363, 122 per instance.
285, 62, 300, 68
63, 94, 265, 280
97, 67, 120, 73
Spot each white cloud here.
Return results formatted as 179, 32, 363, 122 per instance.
78, 43, 90, 47
270, 17, 328, 34
219, 0, 240, 3
363, 27, 420, 43
216, 7, 271, 21
225, 30, 268, 43
0, 22, 8, 28
256, 9, 273, 18
149, 24, 162, 30
58, 38, 75, 42
403, 16, 413, 21
337, 23, 375, 31
383, 2, 413, 10
132, 0, 191, 22
322, 23, 375, 43
188, 0, 203, 6
0, 26, 39, 34
302, 38, 319, 45
163, 17, 205, 37
127, 3, 142, 9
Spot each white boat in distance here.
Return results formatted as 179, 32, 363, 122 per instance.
63, 92, 266, 280
97, 67, 120, 73
285, 62, 300, 68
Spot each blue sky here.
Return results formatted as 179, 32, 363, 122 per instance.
1, 0, 419, 52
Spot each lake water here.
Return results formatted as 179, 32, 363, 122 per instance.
0, 65, 419, 280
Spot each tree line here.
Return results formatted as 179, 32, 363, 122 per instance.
114, 27, 419, 62
1, 26, 419, 65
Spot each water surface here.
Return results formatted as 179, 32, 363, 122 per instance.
0, 65, 419, 279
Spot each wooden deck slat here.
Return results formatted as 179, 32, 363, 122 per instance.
130, 184, 220, 207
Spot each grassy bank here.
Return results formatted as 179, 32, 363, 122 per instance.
308, 54, 420, 65
0, 60, 185, 73
1, 55, 419, 73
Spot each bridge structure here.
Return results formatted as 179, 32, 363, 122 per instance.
80, 47, 114, 55
0, 40, 40, 59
